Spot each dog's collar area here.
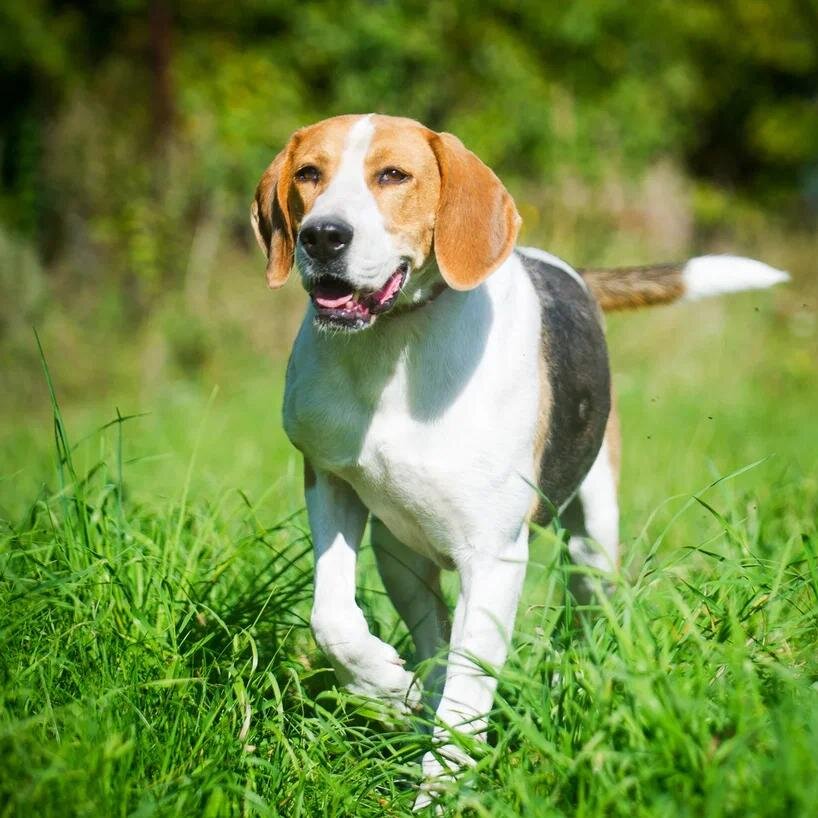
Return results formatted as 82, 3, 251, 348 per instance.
391, 281, 448, 316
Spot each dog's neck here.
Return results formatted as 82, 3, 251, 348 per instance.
393, 281, 448, 316
392, 257, 449, 315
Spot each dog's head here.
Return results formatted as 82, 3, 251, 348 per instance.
251, 114, 520, 332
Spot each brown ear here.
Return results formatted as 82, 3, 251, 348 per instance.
250, 140, 298, 288
427, 132, 521, 291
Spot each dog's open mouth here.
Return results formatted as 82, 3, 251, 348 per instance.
310, 262, 409, 329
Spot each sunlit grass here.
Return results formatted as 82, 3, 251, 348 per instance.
1, 281, 816, 816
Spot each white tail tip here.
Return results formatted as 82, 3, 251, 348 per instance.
682, 254, 790, 301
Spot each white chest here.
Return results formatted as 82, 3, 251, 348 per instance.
283, 266, 541, 561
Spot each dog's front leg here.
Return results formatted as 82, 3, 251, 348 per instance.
308, 467, 421, 713
414, 524, 529, 810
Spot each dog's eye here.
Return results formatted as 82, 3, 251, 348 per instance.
295, 165, 321, 183
377, 167, 410, 185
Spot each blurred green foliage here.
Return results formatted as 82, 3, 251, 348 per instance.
4, 2, 818, 231
0, 0, 816, 398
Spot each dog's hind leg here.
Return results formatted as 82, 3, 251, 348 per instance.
372, 518, 451, 699
563, 409, 621, 603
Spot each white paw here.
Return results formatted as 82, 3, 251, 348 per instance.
325, 632, 423, 714
347, 658, 422, 714
413, 745, 474, 811
412, 787, 441, 814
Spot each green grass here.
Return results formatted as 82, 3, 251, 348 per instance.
2, 287, 817, 817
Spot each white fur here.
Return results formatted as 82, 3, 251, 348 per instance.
286, 257, 541, 567
682, 254, 789, 301
517, 246, 588, 291
568, 438, 620, 603
577, 439, 619, 555
285, 255, 543, 805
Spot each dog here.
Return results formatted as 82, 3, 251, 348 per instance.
250, 113, 788, 809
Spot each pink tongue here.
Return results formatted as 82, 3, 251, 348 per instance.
375, 271, 402, 305
314, 292, 353, 309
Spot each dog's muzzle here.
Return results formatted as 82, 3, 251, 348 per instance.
308, 262, 410, 331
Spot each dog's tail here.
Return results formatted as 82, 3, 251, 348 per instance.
580, 255, 789, 312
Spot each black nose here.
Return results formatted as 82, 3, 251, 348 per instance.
299, 219, 353, 262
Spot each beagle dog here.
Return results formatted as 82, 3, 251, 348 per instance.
251, 113, 788, 809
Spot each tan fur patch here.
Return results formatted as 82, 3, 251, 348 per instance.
365, 116, 441, 271
252, 147, 296, 287
528, 353, 553, 522
605, 397, 621, 486
287, 115, 357, 217
251, 116, 358, 287
581, 263, 685, 311
426, 131, 521, 290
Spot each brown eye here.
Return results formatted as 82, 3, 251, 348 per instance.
295, 165, 321, 183
377, 167, 410, 185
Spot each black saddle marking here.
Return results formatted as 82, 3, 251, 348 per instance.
518, 251, 611, 524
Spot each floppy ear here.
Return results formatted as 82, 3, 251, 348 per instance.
250, 140, 298, 288
427, 132, 521, 291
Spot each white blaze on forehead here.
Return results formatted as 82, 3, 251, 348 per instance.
309, 114, 376, 220
305, 114, 399, 284
343, 115, 376, 165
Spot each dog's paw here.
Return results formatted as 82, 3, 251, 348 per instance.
326, 630, 423, 715
412, 787, 443, 814
340, 638, 423, 718
347, 659, 423, 715
412, 744, 474, 811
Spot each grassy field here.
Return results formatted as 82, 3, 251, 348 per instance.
1, 262, 817, 816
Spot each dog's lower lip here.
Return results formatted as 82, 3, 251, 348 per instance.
310, 263, 409, 326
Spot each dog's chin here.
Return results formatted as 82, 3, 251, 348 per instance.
309, 262, 410, 333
